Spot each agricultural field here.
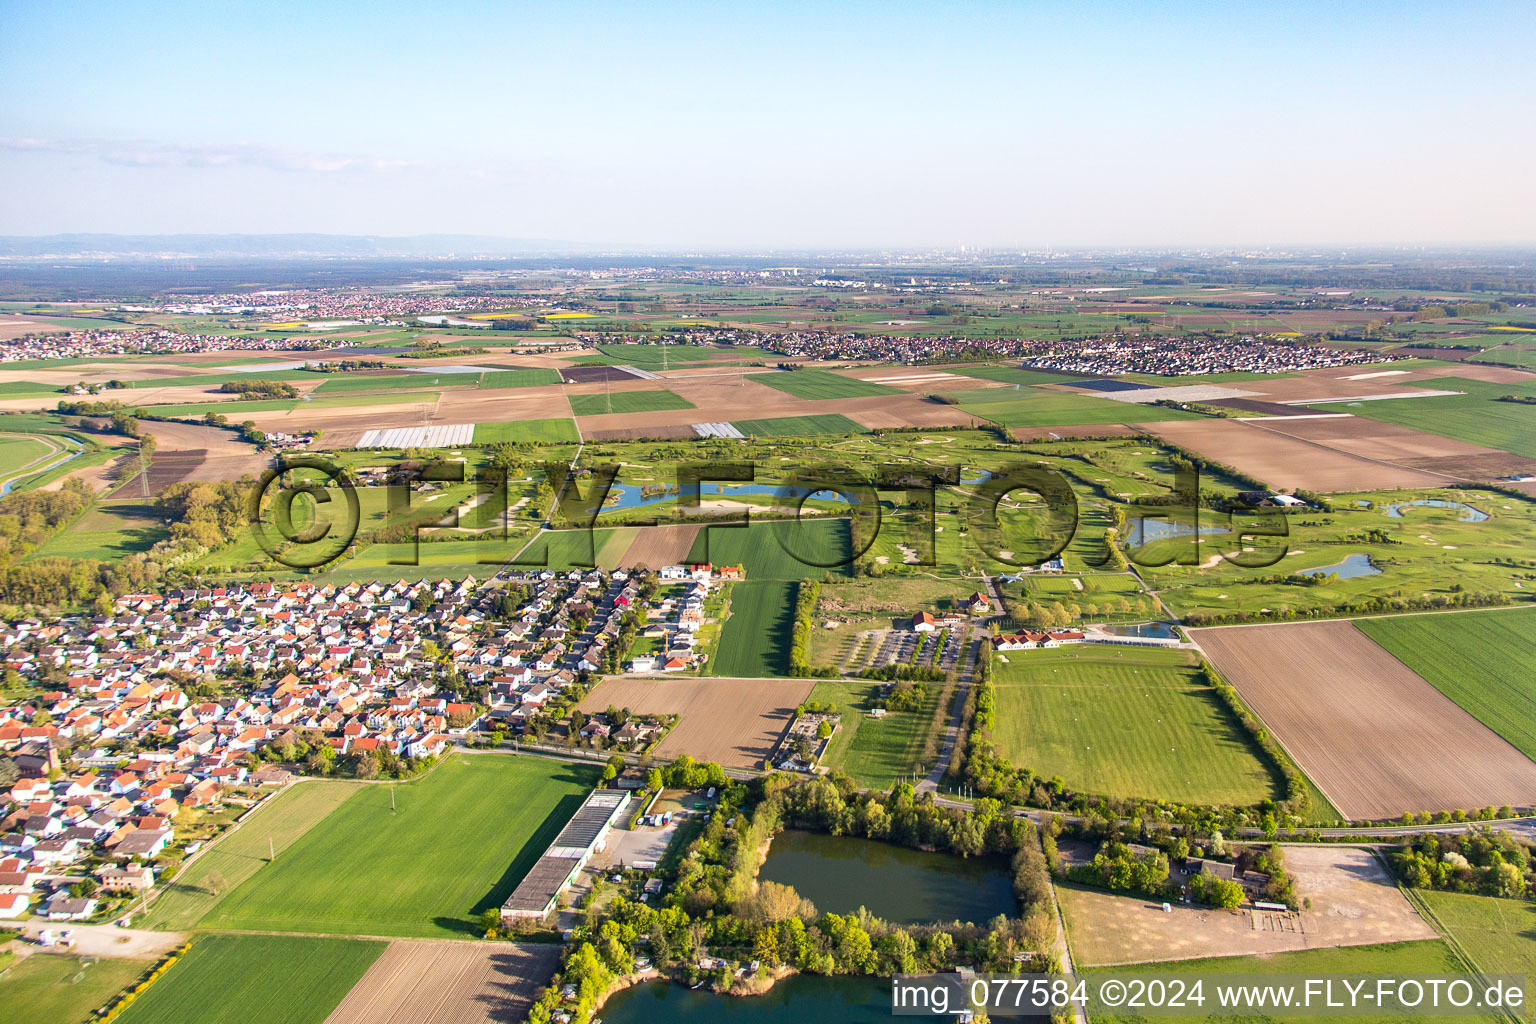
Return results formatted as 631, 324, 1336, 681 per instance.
988, 645, 1280, 806
478, 368, 561, 388
201, 755, 598, 937
31, 501, 166, 560
141, 780, 359, 931
0, 954, 151, 1024
1357, 608, 1536, 762
1192, 620, 1536, 821
755, 370, 902, 400
947, 366, 1086, 386
685, 518, 853, 579
511, 527, 623, 570
578, 675, 814, 770
471, 417, 580, 443
323, 941, 562, 1024
808, 676, 947, 789
116, 935, 385, 1024
1308, 376, 1536, 458
313, 372, 482, 393
568, 388, 695, 416
713, 580, 799, 676
952, 389, 1206, 428
731, 412, 866, 436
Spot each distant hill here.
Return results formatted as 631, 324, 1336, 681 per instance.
0, 233, 595, 258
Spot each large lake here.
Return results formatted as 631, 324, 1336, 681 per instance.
756, 829, 1015, 925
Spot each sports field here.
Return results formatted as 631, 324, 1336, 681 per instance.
479, 368, 561, 389
201, 755, 598, 938
116, 935, 385, 1024
756, 370, 902, 400
1416, 890, 1536, 1019
731, 413, 865, 436
141, 780, 358, 930
472, 417, 580, 443
568, 388, 695, 416
1309, 377, 1536, 458
989, 645, 1279, 806
809, 676, 947, 789
0, 954, 150, 1024
1357, 608, 1536, 762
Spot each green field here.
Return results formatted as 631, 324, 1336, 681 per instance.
1416, 890, 1536, 1021
472, 417, 581, 443
713, 579, 798, 676
686, 518, 853, 579
512, 527, 619, 569
949, 366, 1086, 386
1308, 376, 1536, 457
0, 954, 150, 1024
953, 389, 1207, 428
595, 343, 768, 367
755, 370, 902, 400
0, 380, 61, 394
122, 369, 326, 389
731, 413, 866, 436
31, 501, 166, 561
312, 371, 482, 393
809, 676, 946, 788
202, 755, 598, 937
0, 434, 55, 478
1358, 608, 1536, 761
141, 780, 358, 930
568, 388, 695, 416
116, 935, 384, 1024
989, 645, 1279, 805
1091, 941, 1484, 1024
479, 367, 561, 389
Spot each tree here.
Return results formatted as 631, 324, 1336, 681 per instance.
478, 908, 502, 935
1189, 871, 1245, 908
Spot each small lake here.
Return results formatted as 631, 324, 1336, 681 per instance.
1382, 498, 1489, 522
757, 830, 1014, 926
593, 482, 857, 514
1100, 621, 1180, 639
1297, 553, 1381, 579
1127, 517, 1226, 546
602, 975, 893, 1024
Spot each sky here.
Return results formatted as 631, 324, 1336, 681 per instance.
2, 0, 1534, 249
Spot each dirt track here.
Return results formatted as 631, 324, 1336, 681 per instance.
324, 941, 559, 1024
1191, 620, 1536, 820
579, 675, 814, 770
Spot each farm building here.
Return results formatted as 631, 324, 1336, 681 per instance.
501, 789, 630, 921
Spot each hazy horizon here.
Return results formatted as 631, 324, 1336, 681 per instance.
3, 0, 1534, 248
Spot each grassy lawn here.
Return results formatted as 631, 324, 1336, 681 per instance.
141, 780, 358, 931
1357, 607, 1536, 762
713, 580, 798, 676
809, 677, 946, 788
568, 388, 695, 416
1416, 890, 1536, 1020
1307, 376, 1536, 457
990, 645, 1280, 806
731, 413, 866, 436
755, 370, 902, 400
473, 417, 580, 443
116, 935, 385, 1024
201, 755, 597, 938
1091, 941, 1484, 1024
31, 501, 167, 561
952, 389, 1207, 428
0, 955, 150, 1024
479, 368, 561, 389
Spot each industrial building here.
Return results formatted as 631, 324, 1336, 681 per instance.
501, 789, 630, 921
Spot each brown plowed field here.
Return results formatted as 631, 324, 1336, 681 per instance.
585, 425, 697, 441
324, 940, 559, 1024
1191, 620, 1536, 820
578, 675, 815, 770
616, 523, 701, 568
1134, 418, 1453, 492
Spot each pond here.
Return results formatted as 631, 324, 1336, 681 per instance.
593, 482, 857, 514
604, 975, 1050, 1023
1381, 498, 1489, 522
1297, 553, 1382, 579
757, 830, 1015, 926
1099, 621, 1180, 639
601, 975, 893, 1024
1126, 517, 1226, 547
